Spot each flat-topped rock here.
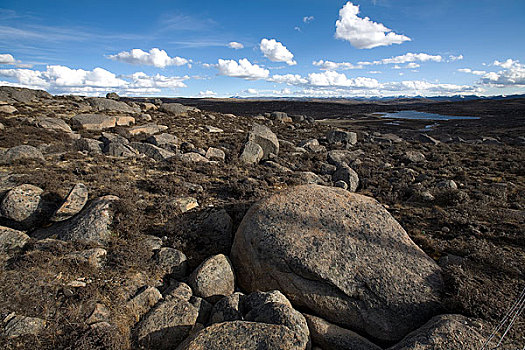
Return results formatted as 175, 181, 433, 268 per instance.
159, 103, 198, 115
35, 117, 72, 133
1, 145, 44, 164
70, 114, 116, 131
129, 142, 176, 161
0, 226, 30, 253
87, 97, 140, 113
126, 123, 168, 137
51, 183, 89, 222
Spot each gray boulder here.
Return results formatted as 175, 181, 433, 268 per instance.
243, 290, 292, 313
231, 185, 444, 343
51, 183, 89, 222
0, 86, 51, 103
154, 247, 188, 279
205, 147, 225, 161
239, 141, 263, 165
247, 124, 279, 160
305, 314, 381, 350
100, 132, 129, 145
0, 184, 43, 224
103, 142, 138, 157
327, 149, 364, 167
106, 92, 119, 100
1, 145, 44, 164
332, 165, 359, 192
326, 129, 358, 145
35, 117, 73, 133
126, 123, 169, 137
127, 286, 163, 323
176, 321, 305, 350
74, 138, 104, 154
159, 103, 197, 115
88, 97, 140, 113
388, 314, 486, 350
129, 142, 176, 161
70, 114, 116, 131
180, 152, 209, 163
209, 292, 245, 324
0, 226, 30, 253
189, 254, 235, 302
135, 297, 198, 349
403, 151, 426, 163
2, 314, 46, 338
146, 133, 178, 148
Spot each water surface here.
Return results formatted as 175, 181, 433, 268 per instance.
378, 110, 480, 121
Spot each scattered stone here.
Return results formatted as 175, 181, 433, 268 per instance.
334, 180, 348, 190
204, 125, 223, 133
126, 123, 168, 137
64, 248, 107, 268
141, 103, 157, 111
189, 254, 235, 302
129, 142, 176, 161
74, 138, 104, 154
297, 171, 323, 184
35, 117, 73, 133
231, 185, 444, 343
163, 281, 193, 301
1, 145, 45, 164
177, 321, 304, 350
88, 98, 140, 113
0, 105, 17, 114
0, 226, 30, 253
332, 165, 359, 192
103, 142, 138, 157
115, 115, 135, 126
263, 161, 292, 173
327, 149, 364, 167
159, 103, 197, 115
99, 132, 129, 145
180, 152, 209, 164
404, 151, 426, 163
127, 286, 163, 322
172, 197, 199, 213
86, 303, 111, 325
326, 129, 358, 145
388, 314, 486, 350
2, 314, 46, 339
270, 111, 292, 123
205, 147, 225, 161
105, 92, 119, 100
210, 292, 244, 324
436, 179, 458, 190
319, 162, 337, 175
154, 247, 188, 279
51, 183, 89, 222
239, 141, 264, 165
417, 133, 440, 145
135, 297, 198, 350
70, 114, 116, 131
299, 138, 319, 150
304, 314, 382, 350
0, 184, 43, 223
146, 133, 178, 147
247, 124, 279, 160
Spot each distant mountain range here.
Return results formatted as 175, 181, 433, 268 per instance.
228, 94, 525, 102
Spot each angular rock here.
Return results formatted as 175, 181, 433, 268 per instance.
0, 86, 51, 103
177, 321, 305, 350
239, 141, 263, 165
35, 117, 73, 133
159, 103, 196, 115
247, 124, 279, 160
263, 161, 292, 173
74, 138, 104, 154
99, 132, 129, 145
172, 197, 199, 213
436, 179, 458, 190
298, 138, 320, 151
332, 165, 359, 192
0, 105, 17, 114
129, 142, 176, 161
297, 171, 323, 185
115, 115, 135, 126
146, 133, 178, 147
204, 125, 223, 133
180, 153, 209, 164
0, 226, 30, 253
37, 195, 119, 245
417, 134, 440, 145
126, 123, 168, 137
305, 314, 381, 350
205, 147, 225, 161
388, 314, 486, 350
127, 286, 163, 323
327, 149, 364, 167
135, 297, 198, 350
64, 248, 107, 268
103, 142, 138, 157
327, 129, 358, 145
70, 114, 116, 131
243, 290, 292, 313
210, 292, 244, 324
154, 247, 188, 279
51, 183, 89, 222
1, 145, 44, 164
106, 92, 119, 100
0, 184, 43, 223
163, 281, 193, 301
189, 254, 235, 302
2, 314, 46, 338
88, 98, 140, 113
404, 151, 426, 163
231, 185, 444, 343
86, 303, 111, 324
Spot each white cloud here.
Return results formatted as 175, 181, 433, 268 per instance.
198, 90, 217, 97
313, 60, 363, 70
245, 88, 258, 94
108, 48, 189, 68
457, 68, 486, 76
480, 59, 525, 86
269, 74, 308, 85
303, 16, 314, 23
260, 39, 296, 66
449, 54, 464, 61
360, 52, 443, 66
406, 62, 420, 69
0, 65, 189, 95
228, 42, 244, 50
216, 58, 269, 80
0, 54, 16, 65
335, 1, 411, 49
294, 26, 301, 32
307, 71, 380, 88
368, 71, 382, 74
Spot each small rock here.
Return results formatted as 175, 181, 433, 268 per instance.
205, 147, 225, 161
74, 138, 104, 154
0, 226, 30, 253
404, 151, 426, 163
1, 145, 45, 164
239, 141, 263, 165
99, 132, 129, 145
180, 153, 209, 164
263, 160, 292, 173
243, 290, 292, 313
64, 248, 107, 268
86, 303, 111, 325
327, 149, 364, 167
127, 286, 163, 323
0, 184, 43, 223
103, 142, 138, 157
247, 124, 279, 160
188, 254, 235, 302
0, 105, 17, 114
332, 165, 359, 192
334, 180, 348, 190
141, 103, 157, 111
146, 133, 178, 147
319, 162, 337, 175
70, 114, 116, 131
159, 103, 197, 115
204, 125, 223, 133
3, 315, 46, 339
35, 117, 73, 133
126, 123, 169, 137
105, 92, 119, 100
51, 183, 89, 222
129, 142, 176, 161
326, 129, 358, 145
88, 98, 140, 113
436, 179, 458, 190
115, 115, 135, 126
163, 281, 193, 301
154, 247, 188, 279
210, 292, 245, 324
297, 171, 323, 184
172, 197, 199, 213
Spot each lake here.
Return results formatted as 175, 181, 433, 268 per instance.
377, 110, 480, 121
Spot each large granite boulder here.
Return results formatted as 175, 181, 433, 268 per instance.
87, 98, 140, 113
247, 124, 279, 160
231, 185, 444, 343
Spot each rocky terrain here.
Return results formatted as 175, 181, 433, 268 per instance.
0, 86, 523, 349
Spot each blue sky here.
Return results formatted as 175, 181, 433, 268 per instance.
0, 0, 524, 97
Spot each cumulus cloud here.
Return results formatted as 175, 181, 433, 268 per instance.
458, 68, 486, 76
108, 48, 189, 68
308, 71, 380, 88
216, 58, 269, 80
449, 54, 464, 61
260, 39, 296, 66
0, 54, 16, 65
360, 52, 443, 66
303, 16, 314, 23
198, 90, 217, 97
245, 88, 258, 95
0, 65, 189, 95
313, 60, 363, 70
480, 59, 525, 86
269, 74, 308, 85
228, 42, 244, 50
335, 1, 411, 49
